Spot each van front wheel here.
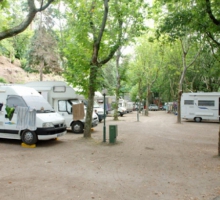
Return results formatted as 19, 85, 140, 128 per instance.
72, 121, 84, 133
21, 130, 38, 145
194, 117, 202, 122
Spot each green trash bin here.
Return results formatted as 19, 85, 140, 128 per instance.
109, 125, 117, 144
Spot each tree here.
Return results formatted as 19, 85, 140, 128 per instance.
129, 34, 163, 116
63, 0, 147, 138
152, 0, 205, 123
27, 6, 62, 81
0, 0, 55, 41
28, 27, 62, 81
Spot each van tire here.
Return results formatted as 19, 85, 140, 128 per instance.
72, 121, 84, 133
21, 130, 38, 145
194, 117, 202, 122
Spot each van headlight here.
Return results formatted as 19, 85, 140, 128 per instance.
42, 122, 54, 128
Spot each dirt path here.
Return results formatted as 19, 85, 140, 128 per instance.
0, 111, 219, 200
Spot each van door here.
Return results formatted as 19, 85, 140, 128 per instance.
218, 97, 220, 116
0, 102, 4, 132
55, 99, 73, 127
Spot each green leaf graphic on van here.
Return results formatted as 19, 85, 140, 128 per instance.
5, 105, 15, 121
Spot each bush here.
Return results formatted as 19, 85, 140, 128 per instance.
0, 77, 7, 83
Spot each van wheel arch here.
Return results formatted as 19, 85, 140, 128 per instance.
71, 121, 84, 133
194, 117, 202, 122
21, 130, 38, 145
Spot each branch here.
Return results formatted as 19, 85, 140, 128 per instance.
89, 1, 97, 43
99, 0, 123, 66
206, 32, 220, 46
90, 0, 109, 65
0, 0, 55, 41
186, 49, 201, 69
205, 0, 220, 26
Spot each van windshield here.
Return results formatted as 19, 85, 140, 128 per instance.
7, 95, 54, 113
23, 96, 54, 112
94, 100, 100, 108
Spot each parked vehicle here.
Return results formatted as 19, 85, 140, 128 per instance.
149, 104, 159, 111
25, 81, 99, 133
100, 96, 127, 117
117, 106, 127, 116
97, 96, 114, 115
181, 92, 220, 122
118, 98, 127, 116
160, 105, 167, 110
83, 99, 105, 122
126, 102, 134, 113
0, 84, 66, 145
134, 103, 144, 111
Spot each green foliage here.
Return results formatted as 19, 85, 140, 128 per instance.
27, 27, 62, 77
0, 39, 14, 57
63, 0, 148, 91
153, 0, 220, 48
0, 77, 6, 83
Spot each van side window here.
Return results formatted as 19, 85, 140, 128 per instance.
198, 100, 214, 106
184, 100, 194, 105
58, 100, 72, 113
66, 101, 72, 113
7, 95, 27, 108
58, 100, 67, 112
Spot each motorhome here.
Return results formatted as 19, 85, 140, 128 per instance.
104, 96, 127, 117
25, 81, 99, 133
181, 92, 220, 122
97, 96, 113, 115
126, 102, 134, 113
83, 99, 105, 122
78, 91, 105, 123
0, 85, 66, 145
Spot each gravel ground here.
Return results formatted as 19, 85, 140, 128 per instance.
0, 111, 220, 200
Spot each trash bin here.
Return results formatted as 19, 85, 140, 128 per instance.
109, 125, 117, 144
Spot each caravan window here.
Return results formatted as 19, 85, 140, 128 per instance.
184, 100, 194, 105
198, 100, 214, 107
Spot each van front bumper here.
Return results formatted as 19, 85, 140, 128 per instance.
91, 119, 99, 127
35, 126, 67, 140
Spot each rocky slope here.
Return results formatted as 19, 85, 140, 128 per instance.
0, 55, 63, 84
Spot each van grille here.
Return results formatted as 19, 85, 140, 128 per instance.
54, 123, 65, 128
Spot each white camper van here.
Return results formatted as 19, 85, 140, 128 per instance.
83, 99, 105, 122
105, 96, 127, 116
77, 91, 105, 123
126, 102, 134, 112
181, 92, 220, 122
25, 81, 99, 133
0, 85, 66, 145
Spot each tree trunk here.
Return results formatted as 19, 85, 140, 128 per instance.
84, 66, 96, 138
113, 96, 119, 120
39, 60, 44, 81
144, 85, 150, 116
114, 48, 121, 121
177, 89, 182, 123
218, 126, 220, 156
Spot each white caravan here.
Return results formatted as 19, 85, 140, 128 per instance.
0, 85, 66, 145
181, 92, 220, 122
25, 81, 99, 133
